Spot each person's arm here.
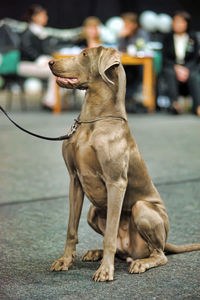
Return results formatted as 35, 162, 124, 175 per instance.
184, 33, 199, 70
162, 34, 175, 68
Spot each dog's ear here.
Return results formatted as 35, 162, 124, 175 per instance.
98, 47, 121, 85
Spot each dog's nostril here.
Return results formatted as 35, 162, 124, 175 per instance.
49, 60, 55, 67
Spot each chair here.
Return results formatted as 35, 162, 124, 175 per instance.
0, 49, 27, 110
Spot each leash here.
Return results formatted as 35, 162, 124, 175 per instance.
0, 105, 78, 141
0, 105, 127, 141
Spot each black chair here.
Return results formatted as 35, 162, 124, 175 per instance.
1, 74, 27, 110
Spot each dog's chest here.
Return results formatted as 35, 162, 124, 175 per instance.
71, 137, 108, 208
77, 169, 107, 207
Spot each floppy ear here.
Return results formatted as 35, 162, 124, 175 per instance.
98, 47, 121, 85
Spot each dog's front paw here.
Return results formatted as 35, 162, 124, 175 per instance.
50, 256, 74, 271
93, 263, 114, 282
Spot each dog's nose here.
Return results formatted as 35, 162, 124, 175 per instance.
49, 60, 55, 67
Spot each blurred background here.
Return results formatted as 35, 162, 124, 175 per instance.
0, 0, 200, 113
1, 0, 200, 30
1, 4, 200, 297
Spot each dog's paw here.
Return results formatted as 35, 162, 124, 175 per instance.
50, 256, 74, 271
82, 249, 103, 262
129, 260, 147, 274
93, 264, 114, 282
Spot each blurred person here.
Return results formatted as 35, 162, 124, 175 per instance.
73, 17, 102, 105
75, 17, 102, 49
20, 4, 49, 61
118, 12, 149, 52
162, 11, 200, 116
118, 13, 150, 111
18, 4, 56, 109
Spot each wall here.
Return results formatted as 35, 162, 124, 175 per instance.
1, 0, 200, 30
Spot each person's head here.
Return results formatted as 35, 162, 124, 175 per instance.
121, 12, 139, 34
172, 11, 191, 34
23, 4, 48, 26
82, 17, 101, 41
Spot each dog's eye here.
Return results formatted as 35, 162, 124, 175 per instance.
82, 51, 87, 57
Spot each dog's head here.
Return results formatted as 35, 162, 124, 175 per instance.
49, 46, 122, 90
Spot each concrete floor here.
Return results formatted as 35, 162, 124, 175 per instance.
0, 108, 200, 299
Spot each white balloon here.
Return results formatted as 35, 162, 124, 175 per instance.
140, 11, 158, 32
24, 78, 43, 94
105, 17, 124, 35
157, 14, 172, 33
100, 25, 117, 44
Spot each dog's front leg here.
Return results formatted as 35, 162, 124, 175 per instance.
93, 180, 127, 282
51, 174, 84, 271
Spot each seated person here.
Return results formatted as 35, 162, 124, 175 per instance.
19, 4, 59, 109
162, 11, 200, 116
118, 13, 150, 109
20, 4, 50, 61
74, 16, 102, 49
72, 17, 102, 106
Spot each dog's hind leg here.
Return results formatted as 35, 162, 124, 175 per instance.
129, 200, 169, 274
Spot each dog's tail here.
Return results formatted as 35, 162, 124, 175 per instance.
164, 242, 200, 254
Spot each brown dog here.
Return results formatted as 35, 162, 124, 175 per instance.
49, 46, 200, 282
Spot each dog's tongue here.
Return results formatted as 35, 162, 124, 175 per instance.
57, 77, 78, 84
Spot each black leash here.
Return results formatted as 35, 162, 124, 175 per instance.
0, 105, 127, 141
0, 105, 78, 141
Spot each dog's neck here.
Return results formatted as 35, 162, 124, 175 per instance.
79, 64, 127, 121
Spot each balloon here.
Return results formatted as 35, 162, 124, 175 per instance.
105, 17, 124, 36
139, 11, 158, 32
100, 25, 117, 44
24, 78, 43, 94
157, 14, 172, 33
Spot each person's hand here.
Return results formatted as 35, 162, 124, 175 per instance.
174, 64, 189, 82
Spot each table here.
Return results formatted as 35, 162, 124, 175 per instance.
53, 53, 155, 114
121, 54, 155, 112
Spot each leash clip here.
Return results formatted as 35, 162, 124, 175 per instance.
69, 119, 79, 135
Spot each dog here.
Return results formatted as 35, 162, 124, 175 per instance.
49, 46, 200, 282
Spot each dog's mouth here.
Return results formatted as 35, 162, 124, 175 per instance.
55, 75, 87, 90
56, 76, 79, 86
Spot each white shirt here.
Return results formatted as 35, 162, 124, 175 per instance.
173, 33, 189, 64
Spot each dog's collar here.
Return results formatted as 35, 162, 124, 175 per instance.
66, 115, 127, 139
76, 115, 127, 124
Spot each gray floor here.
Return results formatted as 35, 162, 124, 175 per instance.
0, 109, 200, 300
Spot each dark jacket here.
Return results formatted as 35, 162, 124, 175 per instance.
162, 32, 199, 70
0, 24, 20, 53
20, 28, 46, 61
